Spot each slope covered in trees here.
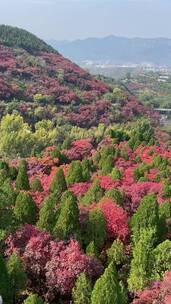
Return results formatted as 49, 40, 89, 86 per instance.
0, 25, 55, 53
0, 117, 170, 303
0, 25, 157, 137
0, 25, 170, 304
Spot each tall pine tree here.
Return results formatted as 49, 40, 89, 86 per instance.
81, 179, 104, 206
72, 272, 92, 304
53, 190, 80, 241
82, 159, 91, 181
128, 228, 155, 292
86, 208, 106, 249
23, 294, 44, 304
16, 160, 30, 191
0, 254, 12, 304
7, 252, 27, 304
49, 168, 67, 196
14, 192, 37, 224
66, 161, 84, 185
91, 262, 124, 304
130, 194, 160, 243
37, 195, 57, 233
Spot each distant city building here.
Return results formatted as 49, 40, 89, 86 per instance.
158, 75, 170, 82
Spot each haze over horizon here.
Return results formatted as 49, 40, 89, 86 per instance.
1, 0, 171, 41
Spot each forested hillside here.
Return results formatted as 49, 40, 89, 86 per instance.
0, 25, 171, 304
0, 25, 157, 158
0, 25, 55, 53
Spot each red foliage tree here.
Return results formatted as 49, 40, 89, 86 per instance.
99, 198, 129, 242
133, 271, 171, 304
5, 225, 103, 297
64, 139, 93, 161
46, 239, 103, 295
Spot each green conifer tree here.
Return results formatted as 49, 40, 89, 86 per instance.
14, 192, 37, 224
81, 179, 104, 206
30, 178, 43, 192
82, 159, 91, 181
86, 208, 106, 249
9, 166, 18, 181
23, 294, 44, 304
37, 195, 57, 233
49, 147, 67, 164
121, 149, 129, 161
152, 240, 171, 279
49, 168, 67, 196
130, 194, 160, 243
16, 160, 30, 191
0, 180, 17, 237
128, 228, 155, 292
66, 161, 84, 185
129, 119, 155, 150
91, 262, 124, 304
159, 201, 171, 237
72, 272, 92, 304
53, 190, 80, 241
86, 241, 98, 258
111, 168, 122, 181
7, 252, 27, 303
101, 155, 114, 175
99, 145, 115, 167
104, 188, 124, 206
0, 160, 9, 171
119, 281, 128, 304
163, 180, 171, 198
107, 239, 125, 265
159, 201, 171, 220
115, 148, 120, 159
0, 254, 12, 304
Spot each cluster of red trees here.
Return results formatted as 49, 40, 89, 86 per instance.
6, 225, 103, 299
0, 121, 170, 303
133, 271, 171, 304
0, 44, 156, 128
0, 45, 109, 105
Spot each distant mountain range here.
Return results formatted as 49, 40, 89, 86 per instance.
47, 36, 171, 67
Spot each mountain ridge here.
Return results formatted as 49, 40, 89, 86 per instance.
48, 35, 171, 66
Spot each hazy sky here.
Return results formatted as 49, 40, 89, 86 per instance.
0, 0, 171, 40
